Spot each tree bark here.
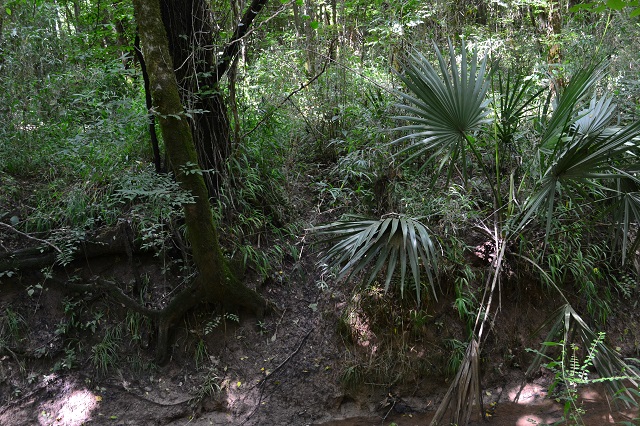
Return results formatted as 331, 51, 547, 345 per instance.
228, 0, 243, 146
133, 0, 267, 363
159, 0, 230, 196
303, 0, 317, 75
546, 0, 565, 91
157, 0, 268, 197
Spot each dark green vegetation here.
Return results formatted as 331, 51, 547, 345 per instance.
1, 0, 640, 424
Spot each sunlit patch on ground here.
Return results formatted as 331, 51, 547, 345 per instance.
517, 414, 543, 425
579, 387, 602, 402
507, 382, 547, 404
36, 377, 98, 426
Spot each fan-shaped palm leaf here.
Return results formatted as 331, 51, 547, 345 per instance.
517, 89, 640, 238
493, 71, 545, 147
539, 62, 607, 154
571, 96, 616, 137
392, 39, 492, 182
313, 215, 439, 303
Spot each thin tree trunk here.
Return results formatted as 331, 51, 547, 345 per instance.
114, 14, 133, 69
228, 0, 243, 148
292, 0, 302, 37
134, 34, 162, 173
304, 0, 316, 75
547, 0, 564, 91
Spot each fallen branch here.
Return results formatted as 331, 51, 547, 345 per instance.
0, 222, 62, 254
257, 328, 313, 388
0, 224, 143, 271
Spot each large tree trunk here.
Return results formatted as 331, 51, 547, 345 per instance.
132, 0, 267, 363
159, 0, 230, 196
156, 0, 268, 196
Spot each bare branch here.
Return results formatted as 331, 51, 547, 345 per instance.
0, 222, 62, 254
214, 0, 270, 82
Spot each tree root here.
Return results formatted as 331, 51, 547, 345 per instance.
2, 223, 272, 365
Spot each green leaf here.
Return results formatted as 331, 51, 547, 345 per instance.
569, 2, 595, 12
606, 0, 627, 9
630, 7, 640, 16
5, 7, 11, 15
527, 304, 640, 406
310, 20, 319, 30
296, 0, 303, 5
392, 39, 492, 185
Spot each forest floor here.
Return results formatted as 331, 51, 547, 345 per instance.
1, 241, 639, 426
1, 180, 640, 426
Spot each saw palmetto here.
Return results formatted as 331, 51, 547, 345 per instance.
392, 39, 492, 184
314, 215, 439, 303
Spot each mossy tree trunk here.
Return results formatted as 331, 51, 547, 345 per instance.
132, 0, 267, 363
158, 0, 268, 197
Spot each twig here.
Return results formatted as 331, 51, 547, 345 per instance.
257, 328, 313, 388
0, 222, 62, 254
381, 399, 396, 423
241, 328, 313, 425
271, 308, 287, 342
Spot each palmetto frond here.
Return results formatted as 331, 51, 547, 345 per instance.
612, 187, 640, 264
493, 71, 545, 147
429, 339, 482, 426
517, 74, 640, 238
392, 39, 492, 181
571, 96, 616, 137
314, 215, 439, 303
539, 62, 607, 154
